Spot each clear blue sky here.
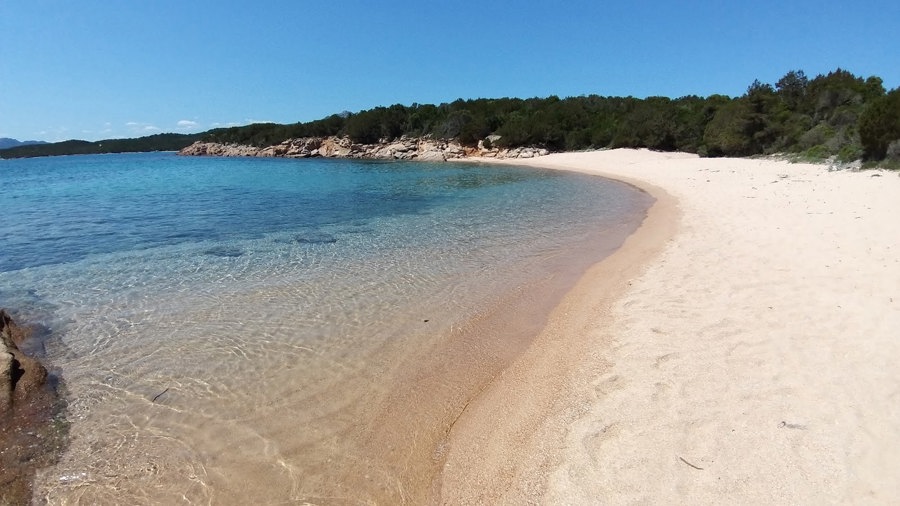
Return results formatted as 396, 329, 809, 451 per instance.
2, 0, 898, 142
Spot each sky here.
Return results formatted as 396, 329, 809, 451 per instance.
1, 0, 898, 142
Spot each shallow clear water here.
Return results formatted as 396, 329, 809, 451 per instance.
0, 153, 650, 504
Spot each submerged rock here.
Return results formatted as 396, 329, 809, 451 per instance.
294, 232, 337, 244
203, 245, 245, 257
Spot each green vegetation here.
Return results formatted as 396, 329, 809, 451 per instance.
0, 133, 202, 159
3, 69, 898, 164
201, 68, 895, 163
859, 88, 900, 160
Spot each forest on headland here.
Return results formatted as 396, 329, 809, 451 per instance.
3, 69, 899, 165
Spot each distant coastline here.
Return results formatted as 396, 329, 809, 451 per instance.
0, 133, 201, 159
5, 68, 898, 167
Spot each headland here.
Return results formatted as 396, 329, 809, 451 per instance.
178, 135, 548, 161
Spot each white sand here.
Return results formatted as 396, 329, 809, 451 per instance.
439, 150, 900, 504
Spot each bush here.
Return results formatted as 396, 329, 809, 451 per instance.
859, 89, 900, 160
798, 123, 834, 150
702, 100, 753, 157
803, 145, 830, 160
837, 144, 863, 163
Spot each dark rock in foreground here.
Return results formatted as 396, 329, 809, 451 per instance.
1, 309, 67, 506
1, 310, 48, 411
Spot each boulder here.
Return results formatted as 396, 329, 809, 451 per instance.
319, 137, 352, 157
416, 150, 446, 162
387, 142, 411, 153
0, 309, 49, 414
0, 309, 64, 506
0, 351, 12, 409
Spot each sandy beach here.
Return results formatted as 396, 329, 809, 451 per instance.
439, 149, 900, 504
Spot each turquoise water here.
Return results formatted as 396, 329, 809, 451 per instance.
0, 153, 651, 503
2, 153, 538, 272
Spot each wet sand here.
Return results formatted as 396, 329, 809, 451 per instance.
440, 150, 900, 504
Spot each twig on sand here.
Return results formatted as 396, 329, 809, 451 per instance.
678, 455, 704, 470
151, 387, 170, 403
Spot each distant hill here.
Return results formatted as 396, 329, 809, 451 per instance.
0, 138, 47, 150
0, 133, 201, 159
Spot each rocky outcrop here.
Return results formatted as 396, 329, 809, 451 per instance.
0, 309, 48, 413
178, 135, 549, 161
1, 309, 65, 506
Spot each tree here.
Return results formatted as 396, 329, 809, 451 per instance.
495, 111, 531, 147
344, 111, 382, 144
744, 80, 784, 153
672, 95, 718, 153
611, 97, 677, 150
703, 100, 753, 157
806, 69, 881, 124
776, 70, 808, 111
859, 89, 900, 160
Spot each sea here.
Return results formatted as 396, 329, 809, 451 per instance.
0, 152, 651, 504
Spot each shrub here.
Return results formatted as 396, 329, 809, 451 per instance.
798, 123, 834, 150
702, 100, 753, 157
859, 89, 900, 159
837, 144, 863, 163
804, 145, 830, 159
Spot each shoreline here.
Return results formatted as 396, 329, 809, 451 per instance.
11, 149, 898, 502
436, 152, 680, 503
20, 156, 651, 504
439, 149, 900, 503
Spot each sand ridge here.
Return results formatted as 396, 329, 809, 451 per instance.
440, 150, 900, 504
